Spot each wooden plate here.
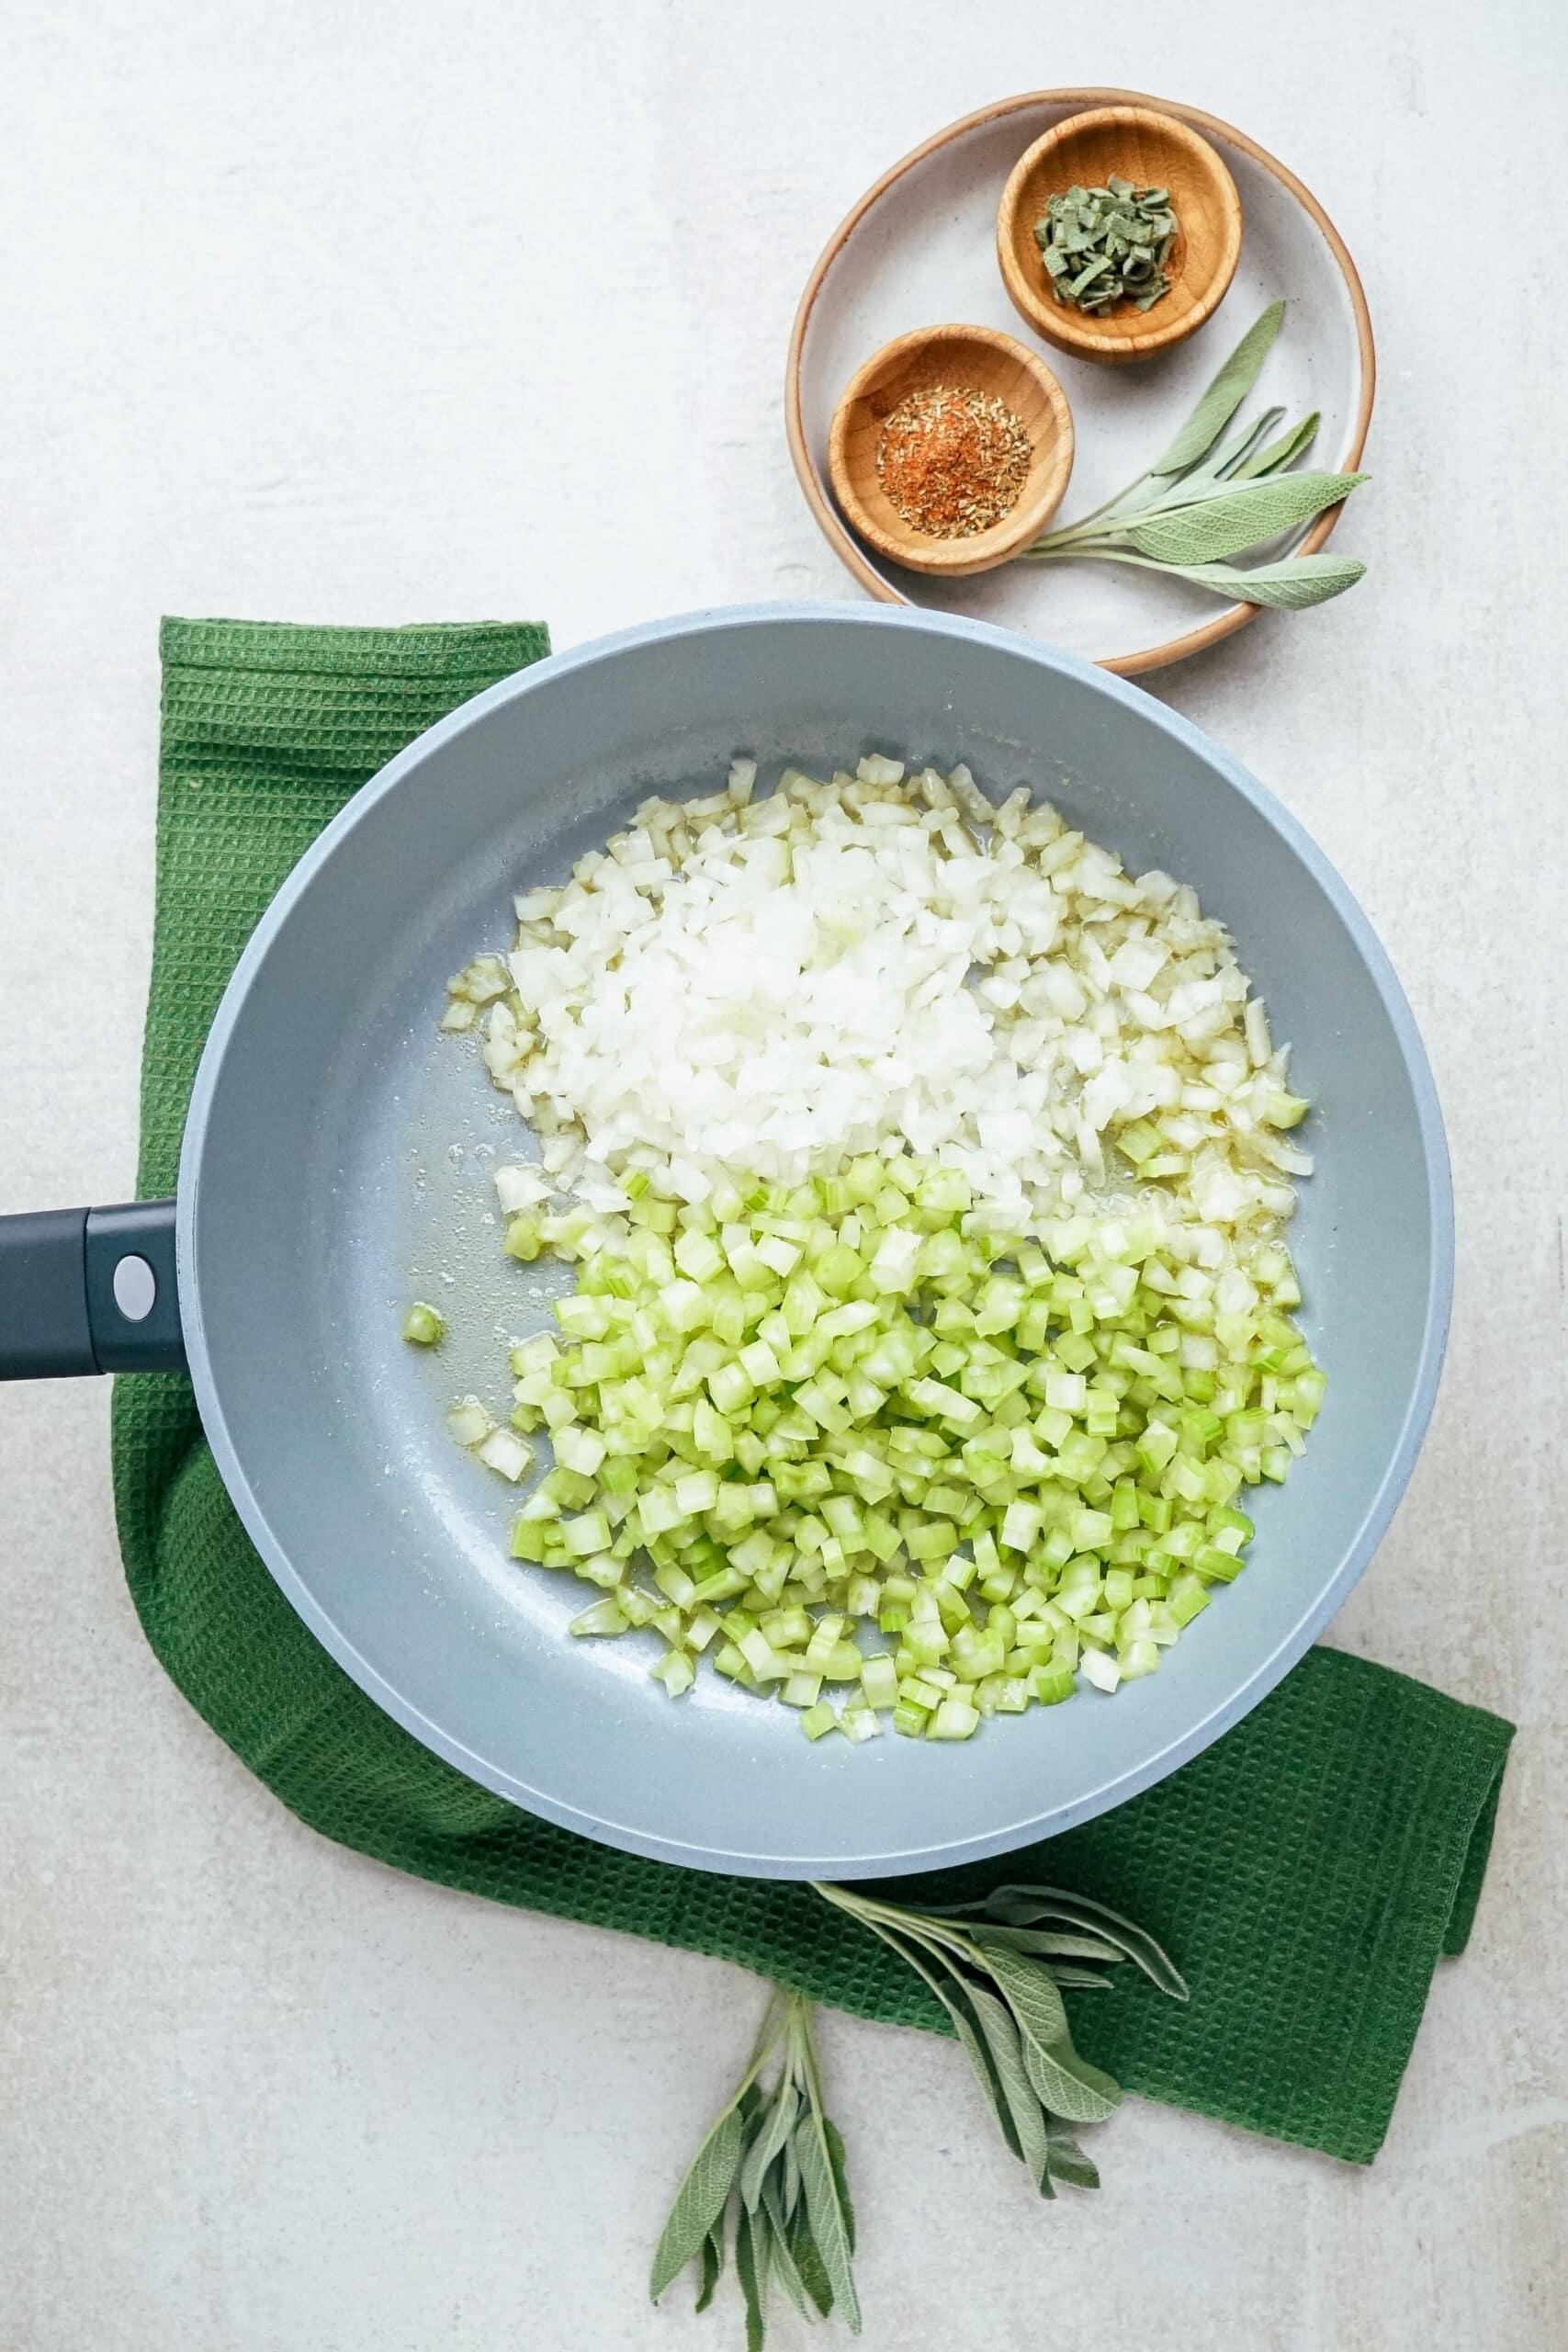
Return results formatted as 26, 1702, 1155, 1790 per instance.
787, 89, 1374, 676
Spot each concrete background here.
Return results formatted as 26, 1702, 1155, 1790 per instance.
1, 4, 1563, 2346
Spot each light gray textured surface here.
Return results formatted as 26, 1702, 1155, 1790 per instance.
0, 4, 1562, 2347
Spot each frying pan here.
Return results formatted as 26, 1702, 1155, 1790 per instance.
0, 605, 1451, 1877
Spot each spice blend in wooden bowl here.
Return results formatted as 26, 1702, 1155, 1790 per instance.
828, 324, 1074, 579
874, 384, 1033, 538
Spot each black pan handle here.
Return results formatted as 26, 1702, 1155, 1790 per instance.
0, 1198, 186, 1378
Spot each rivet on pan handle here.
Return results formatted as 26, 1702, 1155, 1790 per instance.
0, 1198, 185, 1379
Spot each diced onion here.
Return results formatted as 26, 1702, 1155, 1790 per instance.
446, 759, 1307, 1260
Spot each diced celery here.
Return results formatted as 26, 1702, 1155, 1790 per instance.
1102, 1567, 1134, 1611
804, 1612, 845, 1668
446, 1396, 492, 1448
860, 1654, 899, 1710
457, 1123, 1320, 1745
998, 1499, 1043, 1554
652, 1560, 697, 1610
555, 1424, 606, 1477
570, 1551, 623, 1590
672, 1468, 719, 1515
1031, 1664, 1076, 1705
1166, 1571, 1210, 1627
569, 1598, 628, 1637
1116, 1120, 1162, 1166
476, 1427, 533, 1482
898, 1674, 943, 1710
562, 1511, 611, 1557
1266, 1090, 1311, 1128
686, 1606, 721, 1653
650, 1648, 695, 1697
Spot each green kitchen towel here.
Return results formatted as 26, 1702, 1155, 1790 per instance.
112, 616, 1514, 2168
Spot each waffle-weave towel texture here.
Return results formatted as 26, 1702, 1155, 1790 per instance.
111, 616, 1515, 2165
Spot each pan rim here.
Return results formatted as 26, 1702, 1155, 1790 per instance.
176, 602, 1453, 1877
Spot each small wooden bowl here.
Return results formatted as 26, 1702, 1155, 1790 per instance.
998, 106, 1241, 365
828, 324, 1074, 578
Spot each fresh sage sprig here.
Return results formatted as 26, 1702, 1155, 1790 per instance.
815, 1879, 1187, 2196
652, 1883, 1182, 2346
650, 1986, 860, 2348
1020, 299, 1369, 607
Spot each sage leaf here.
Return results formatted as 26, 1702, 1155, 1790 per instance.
695, 2228, 723, 2313
796, 2112, 862, 2334
979, 1884, 1111, 1923
877, 1921, 1024, 2161
1026, 312, 1283, 541
1156, 402, 1281, 499
651, 1987, 858, 2340
1121, 470, 1367, 564
1210, 405, 1284, 480
942, 1993, 1022, 2157
1044, 2121, 1101, 2191
981, 1944, 1122, 2125
790, 2209, 835, 2319
844, 1907, 1022, 2154
964, 1973, 1053, 2192
962, 1921, 1124, 1966
739, 2079, 798, 2211
735, 2203, 767, 2352
1014, 300, 1364, 609
1051, 468, 1169, 535
824, 2119, 857, 2256
761, 2175, 812, 2317
1148, 300, 1285, 474
812, 1876, 1182, 2241
1236, 409, 1320, 479
971, 1934, 1070, 2045
983, 1885, 1190, 1999
1161, 552, 1367, 608
1020, 2031, 1124, 2127
649, 2098, 746, 2301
